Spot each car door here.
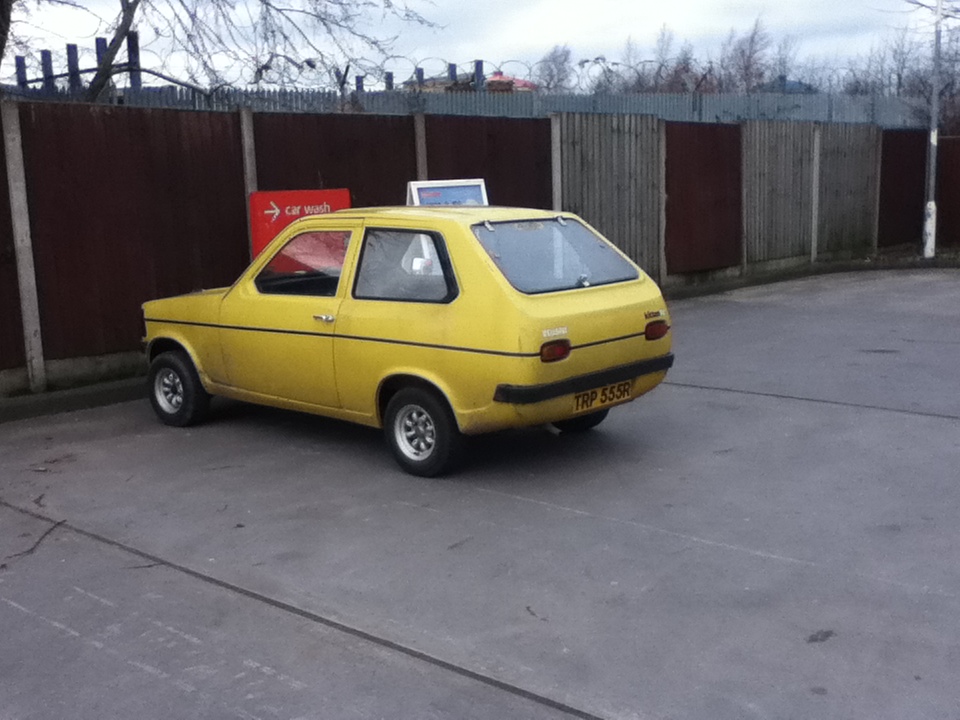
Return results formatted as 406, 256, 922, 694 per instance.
334, 226, 461, 416
218, 223, 360, 408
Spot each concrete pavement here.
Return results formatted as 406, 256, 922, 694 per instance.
2, 269, 959, 720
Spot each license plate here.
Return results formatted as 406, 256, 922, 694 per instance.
573, 380, 633, 413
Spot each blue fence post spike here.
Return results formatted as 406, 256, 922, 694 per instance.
127, 31, 142, 90
15, 56, 27, 89
41, 49, 56, 94
66, 44, 82, 92
95, 37, 108, 65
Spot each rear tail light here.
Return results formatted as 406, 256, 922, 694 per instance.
645, 320, 670, 341
540, 339, 571, 362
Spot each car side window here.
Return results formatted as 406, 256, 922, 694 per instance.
255, 231, 351, 297
353, 229, 457, 303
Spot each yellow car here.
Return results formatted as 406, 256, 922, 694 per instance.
143, 206, 673, 476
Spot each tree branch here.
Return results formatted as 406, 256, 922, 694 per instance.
85, 0, 143, 101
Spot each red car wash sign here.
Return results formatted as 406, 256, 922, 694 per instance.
249, 189, 351, 258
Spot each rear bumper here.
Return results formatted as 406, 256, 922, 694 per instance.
493, 353, 675, 405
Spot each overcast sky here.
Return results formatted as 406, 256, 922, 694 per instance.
390, 0, 931, 68
7, 0, 942, 85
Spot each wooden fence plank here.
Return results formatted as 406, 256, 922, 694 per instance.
560, 113, 662, 277
0, 104, 25, 374
664, 121, 742, 274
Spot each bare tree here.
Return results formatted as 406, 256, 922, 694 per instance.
939, 23, 960, 131
888, 26, 922, 96
2, 0, 83, 67
3, 0, 433, 99
87, 0, 141, 100
720, 18, 773, 93
773, 35, 799, 80
844, 42, 891, 95
0, 0, 12, 62
616, 27, 710, 94
651, 24, 674, 91
617, 36, 650, 93
661, 43, 697, 92
904, 0, 960, 18
533, 44, 574, 92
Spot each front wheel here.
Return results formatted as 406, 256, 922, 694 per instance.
553, 409, 610, 433
148, 351, 210, 427
384, 387, 463, 477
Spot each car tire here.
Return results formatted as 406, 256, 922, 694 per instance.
552, 409, 610, 433
384, 387, 463, 477
148, 350, 210, 427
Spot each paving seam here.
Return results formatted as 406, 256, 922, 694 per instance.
0, 499, 609, 720
664, 381, 960, 422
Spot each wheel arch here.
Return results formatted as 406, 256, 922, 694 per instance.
147, 337, 190, 362
376, 374, 459, 430
146, 337, 207, 390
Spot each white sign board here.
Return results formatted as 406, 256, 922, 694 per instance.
406, 179, 489, 207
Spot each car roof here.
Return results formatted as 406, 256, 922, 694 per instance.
326, 206, 564, 223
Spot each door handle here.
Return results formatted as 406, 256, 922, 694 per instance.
313, 314, 336, 323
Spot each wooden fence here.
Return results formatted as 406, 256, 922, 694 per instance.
0, 100, 951, 394
817, 124, 882, 256
19, 104, 249, 363
742, 121, 819, 265
253, 113, 418, 205
940, 138, 960, 248
0, 131, 24, 373
559, 113, 663, 279
878, 130, 927, 249
426, 116, 552, 210
664, 122, 742, 275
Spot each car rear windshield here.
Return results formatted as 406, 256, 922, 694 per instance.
472, 218, 639, 294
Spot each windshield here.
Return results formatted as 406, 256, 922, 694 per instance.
472, 218, 639, 294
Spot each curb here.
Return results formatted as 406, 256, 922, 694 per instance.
0, 377, 146, 425
661, 255, 960, 301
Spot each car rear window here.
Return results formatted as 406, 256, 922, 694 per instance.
472, 218, 639, 294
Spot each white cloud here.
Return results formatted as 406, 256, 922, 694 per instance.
393, 0, 927, 66
3, 0, 942, 86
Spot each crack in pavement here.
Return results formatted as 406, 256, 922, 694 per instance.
4, 519, 65, 561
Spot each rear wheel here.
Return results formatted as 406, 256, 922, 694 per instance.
148, 351, 210, 427
553, 409, 609, 433
384, 387, 463, 477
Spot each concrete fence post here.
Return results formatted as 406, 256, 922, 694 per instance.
550, 113, 562, 212
414, 113, 428, 181
810, 124, 822, 263
239, 107, 258, 261
1, 101, 46, 392
657, 119, 668, 285
871, 127, 883, 254
740, 122, 749, 275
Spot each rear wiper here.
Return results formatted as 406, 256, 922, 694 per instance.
575, 273, 591, 288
